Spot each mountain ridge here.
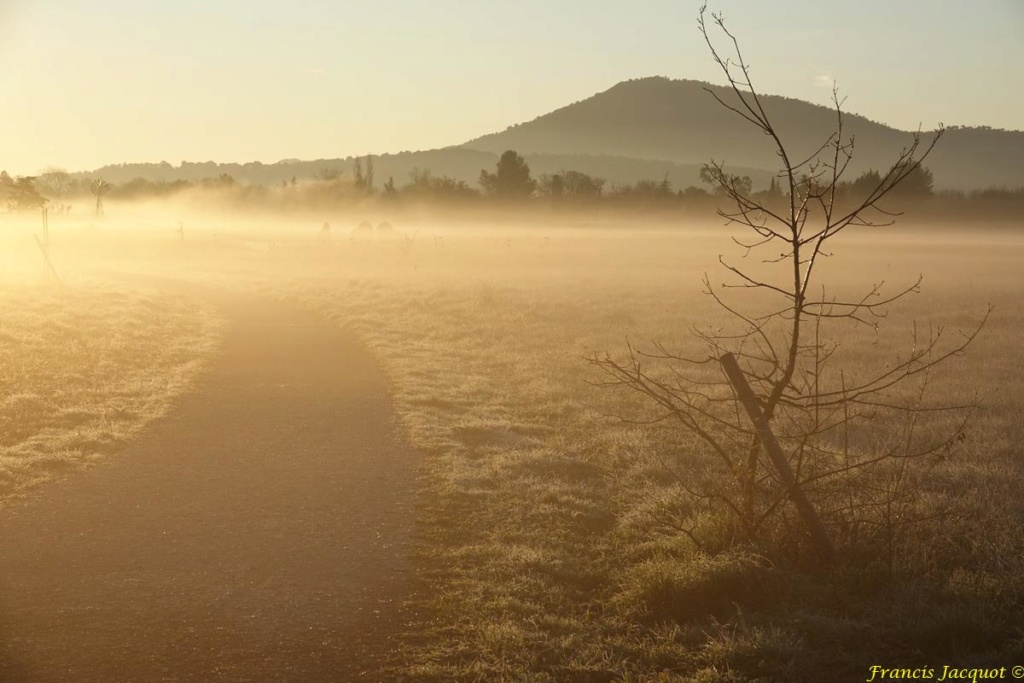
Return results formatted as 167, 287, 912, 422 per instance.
460, 76, 1023, 190
76, 77, 1023, 192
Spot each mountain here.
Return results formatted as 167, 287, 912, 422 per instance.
80, 77, 1022, 192
461, 77, 1024, 191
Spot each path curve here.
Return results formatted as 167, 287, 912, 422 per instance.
0, 288, 420, 681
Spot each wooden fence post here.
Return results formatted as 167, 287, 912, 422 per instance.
719, 352, 834, 564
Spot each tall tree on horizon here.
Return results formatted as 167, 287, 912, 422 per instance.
479, 150, 536, 199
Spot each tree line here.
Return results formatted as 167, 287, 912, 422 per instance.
3, 151, 1023, 219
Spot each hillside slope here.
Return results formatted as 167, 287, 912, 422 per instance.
78, 77, 1022, 192
462, 77, 1023, 191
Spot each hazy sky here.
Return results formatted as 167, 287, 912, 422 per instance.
1, 0, 1021, 175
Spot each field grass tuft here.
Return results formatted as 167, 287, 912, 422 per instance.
0, 282, 223, 504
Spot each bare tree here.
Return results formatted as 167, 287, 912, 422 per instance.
351, 156, 375, 193
590, 5, 987, 565
365, 155, 375, 192
316, 166, 343, 182
353, 157, 364, 190
38, 168, 73, 209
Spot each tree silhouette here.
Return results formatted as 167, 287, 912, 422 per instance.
889, 164, 934, 199
37, 169, 73, 207
9, 177, 46, 211
479, 150, 536, 199
365, 155, 375, 192
539, 170, 606, 202
352, 156, 375, 193
353, 158, 364, 189
590, 4, 985, 565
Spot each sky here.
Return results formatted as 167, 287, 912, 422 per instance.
1, 0, 1021, 176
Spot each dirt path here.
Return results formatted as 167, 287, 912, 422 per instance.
0, 289, 420, 682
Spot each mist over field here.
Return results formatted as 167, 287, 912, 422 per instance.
2, 1, 1023, 681
2, 169, 1023, 682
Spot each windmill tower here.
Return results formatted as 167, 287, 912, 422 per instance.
91, 179, 110, 218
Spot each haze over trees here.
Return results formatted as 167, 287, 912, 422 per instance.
3, 40, 1021, 221
479, 150, 536, 199
10, 155, 1022, 224
462, 77, 1024, 191
39, 77, 1021, 200
0, 11, 1019, 683
0, 172, 46, 211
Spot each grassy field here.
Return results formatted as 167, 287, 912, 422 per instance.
0, 278, 224, 506
6, 211, 1022, 680
251, 224, 1024, 681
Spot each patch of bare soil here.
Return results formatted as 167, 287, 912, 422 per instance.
0, 289, 420, 681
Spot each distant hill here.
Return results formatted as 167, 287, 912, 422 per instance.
79, 77, 1022, 192
462, 77, 1024, 191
